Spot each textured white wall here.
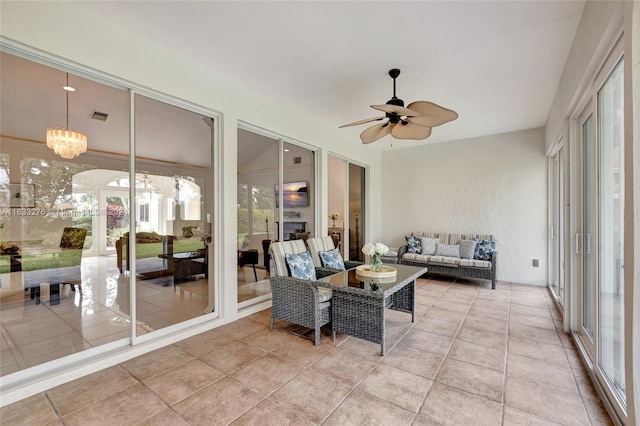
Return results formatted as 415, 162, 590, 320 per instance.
381, 128, 547, 286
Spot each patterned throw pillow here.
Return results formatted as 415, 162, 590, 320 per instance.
474, 240, 496, 261
405, 236, 422, 254
459, 239, 478, 259
319, 248, 346, 270
285, 251, 317, 280
419, 237, 439, 255
435, 243, 460, 258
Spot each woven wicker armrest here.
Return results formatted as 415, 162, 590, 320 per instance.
398, 245, 408, 257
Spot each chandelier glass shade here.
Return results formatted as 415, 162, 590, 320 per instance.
45, 127, 87, 159
46, 73, 87, 159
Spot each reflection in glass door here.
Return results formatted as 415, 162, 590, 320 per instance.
282, 142, 315, 244
596, 58, 625, 402
348, 163, 365, 261
549, 146, 565, 304
580, 111, 595, 348
236, 128, 278, 304
134, 93, 214, 334
99, 190, 130, 255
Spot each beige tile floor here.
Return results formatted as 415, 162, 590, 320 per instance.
1, 275, 612, 426
0, 255, 209, 375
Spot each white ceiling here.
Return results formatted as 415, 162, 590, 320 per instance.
75, 0, 584, 149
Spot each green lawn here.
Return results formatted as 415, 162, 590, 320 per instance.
0, 239, 205, 274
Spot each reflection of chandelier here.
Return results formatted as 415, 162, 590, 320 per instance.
141, 174, 152, 188
46, 73, 88, 159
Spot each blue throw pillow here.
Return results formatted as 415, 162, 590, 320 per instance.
474, 240, 496, 261
285, 251, 317, 280
405, 235, 421, 254
318, 248, 345, 270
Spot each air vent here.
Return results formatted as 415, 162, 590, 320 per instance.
293, 157, 302, 164
90, 111, 109, 121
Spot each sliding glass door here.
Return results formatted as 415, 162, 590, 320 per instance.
596, 58, 625, 402
549, 146, 565, 305
327, 155, 366, 262
236, 129, 278, 304
236, 127, 317, 307
0, 50, 218, 380
133, 94, 215, 333
575, 49, 625, 414
578, 107, 596, 354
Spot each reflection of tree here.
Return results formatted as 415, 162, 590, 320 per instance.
106, 196, 130, 247
0, 154, 10, 205
237, 183, 275, 236
21, 157, 96, 211
252, 185, 273, 208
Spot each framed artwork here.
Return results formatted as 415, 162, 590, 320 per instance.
4, 183, 35, 208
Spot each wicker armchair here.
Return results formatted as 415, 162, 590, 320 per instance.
269, 240, 335, 346
306, 236, 362, 273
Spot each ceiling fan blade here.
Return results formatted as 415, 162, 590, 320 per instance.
405, 101, 458, 127
391, 122, 432, 140
339, 116, 385, 128
370, 104, 418, 117
360, 122, 395, 144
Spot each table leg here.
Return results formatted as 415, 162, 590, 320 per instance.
30, 286, 41, 305
49, 283, 60, 306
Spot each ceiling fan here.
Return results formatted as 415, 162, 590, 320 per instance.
339, 68, 458, 144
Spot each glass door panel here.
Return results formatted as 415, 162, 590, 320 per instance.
581, 112, 595, 344
0, 51, 133, 375
134, 94, 214, 334
348, 163, 365, 261
282, 142, 314, 243
327, 156, 347, 258
236, 128, 278, 304
550, 146, 565, 304
597, 59, 625, 402
99, 190, 130, 255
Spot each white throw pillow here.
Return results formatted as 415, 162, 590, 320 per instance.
420, 237, 439, 255
459, 239, 478, 259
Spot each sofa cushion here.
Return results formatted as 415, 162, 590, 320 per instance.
318, 287, 333, 302
405, 236, 421, 253
419, 237, 439, 255
429, 255, 460, 266
459, 258, 492, 268
402, 253, 433, 263
318, 248, 345, 270
435, 243, 460, 258
474, 240, 496, 261
285, 251, 317, 280
459, 239, 478, 259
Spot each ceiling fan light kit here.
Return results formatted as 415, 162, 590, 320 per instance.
340, 68, 458, 144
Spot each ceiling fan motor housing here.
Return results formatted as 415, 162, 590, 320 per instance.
386, 97, 404, 123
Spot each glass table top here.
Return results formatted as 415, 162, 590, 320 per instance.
319, 263, 427, 293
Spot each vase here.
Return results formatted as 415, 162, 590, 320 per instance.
371, 256, 383, 273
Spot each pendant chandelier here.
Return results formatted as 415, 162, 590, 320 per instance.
46, 73, 87, 159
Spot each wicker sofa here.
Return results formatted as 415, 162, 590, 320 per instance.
398, 232, 498, 289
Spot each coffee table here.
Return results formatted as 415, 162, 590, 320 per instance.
158, 251, 206, 284
318, 264, 427, 355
